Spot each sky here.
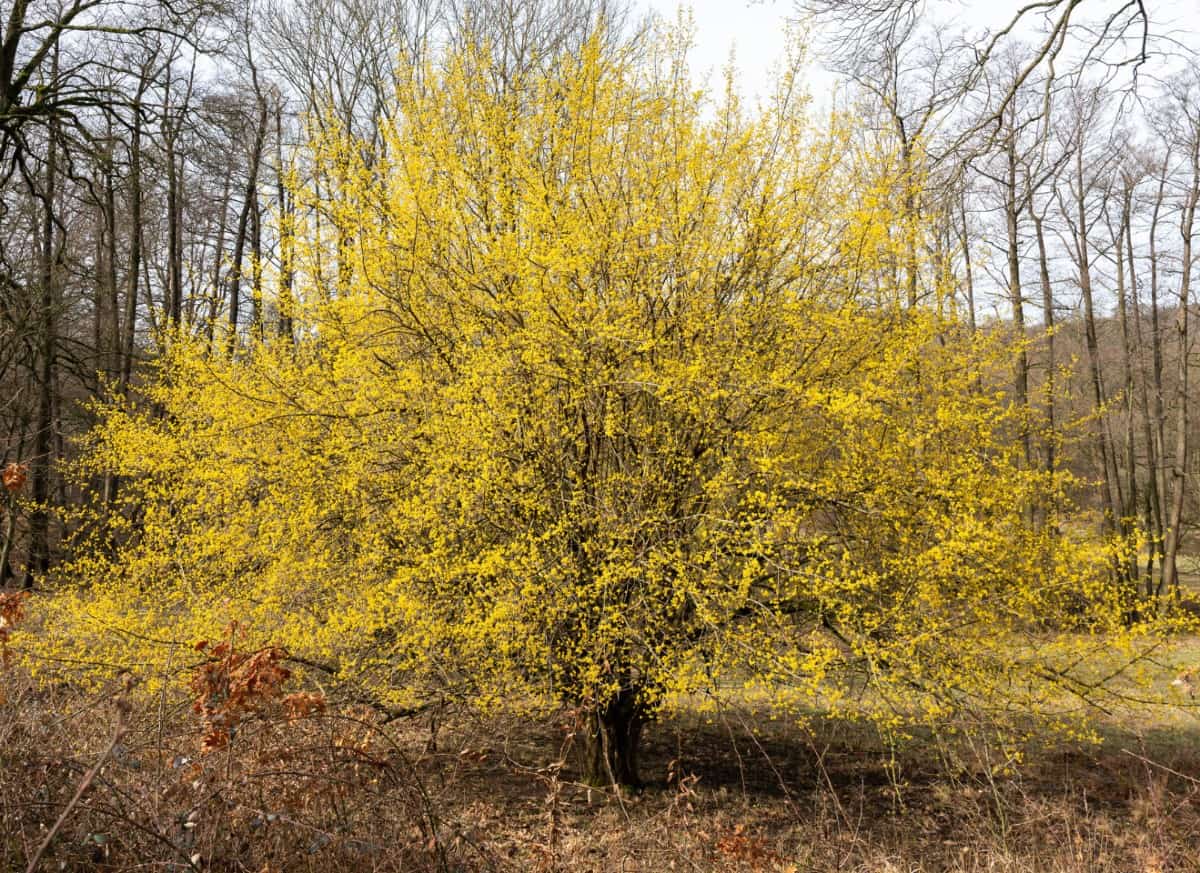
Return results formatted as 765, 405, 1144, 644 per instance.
639, 0, 794, 102
639, 1, 1200, 106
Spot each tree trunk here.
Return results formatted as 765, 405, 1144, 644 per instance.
1005, 140, 1032, 471
1149, 172, 1170, 595
578, 687, 645, 788
250, 185, 263, 339
103, 142, 120, 383
119, 85, 145, 394
26, 289, 53, 581
205, 166, 233, 349
26, 50, 61, 587
227, 95, 268, 353
0, 493, 16, 587
166, 135, 183, 326
98, 136, 121, 506
1161, 136, 1199, 600
1125, 184, 1164, 595
1114, 210, 1141, 589
959, 198, 977, 334
901, 137, 919, 308
1073, 148, 1124, 537
275, 97, 294, 341
1031, 206, 1057, 512
1, 422, 28, 586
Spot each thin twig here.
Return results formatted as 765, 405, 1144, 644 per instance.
25, 674, 133, 873
1120, 747, 1200, 786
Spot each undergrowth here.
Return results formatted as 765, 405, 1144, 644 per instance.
2, 643, 1200, 872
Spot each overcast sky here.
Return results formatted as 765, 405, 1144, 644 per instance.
639, 1, 793, 102
639, 1, 1200, 107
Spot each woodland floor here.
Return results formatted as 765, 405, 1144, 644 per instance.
3, 662, 1200, 873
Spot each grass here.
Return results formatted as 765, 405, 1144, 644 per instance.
3, 656, 1200, 873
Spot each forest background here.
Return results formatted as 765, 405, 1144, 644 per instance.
5, 1, 1200, 870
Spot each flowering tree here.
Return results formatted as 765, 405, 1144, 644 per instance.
42, 29, 1162, 787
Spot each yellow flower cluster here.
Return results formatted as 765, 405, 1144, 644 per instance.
30, 29, 1175, 746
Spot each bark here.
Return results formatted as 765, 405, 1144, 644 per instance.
1148, 166, 1170, 595
1124, 182, 1163, 593
227, 95, 268, 353
579, 687, 645, 788
205, 166, 233, 349
1161, 134, 1200, 600
901, 137, 919, 308
1005, 134, 1032, 469
275, 97, 294, 341
106, 81, 148, 509
250, 184, 263, 338
166, 134, 183, 325
102, 141, 119, 382
119, 84, 146, 394
0, 493, 16, 586
164, 47, 196, 329
1113, 210, 1140, 587
0, 423, 27, 586
959, 198, 977, 334
1031, 206, 1056, 491
25, 50, 60, 587
1072, 146, 1124, 535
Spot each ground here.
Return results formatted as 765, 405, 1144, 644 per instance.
3, 658, 1200, 872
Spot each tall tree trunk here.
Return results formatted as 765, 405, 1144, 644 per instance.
205, 167, 233, 349
1161, 137, 1200, 600
1114, 212, 1141, 588
119, 86, 145, 394
1148, 168, 1170, 595
227, 96, 268, 353
166, 124, 183, 326
1031, 206, 1057, 506
0, 492, 17, 587
25, 50, 61, 587
1, 416, 28, 586
901, 136, 919, 308
108, 81, 148, 511
1005, 139, 1032, 471
960, 201, 977, 334
275, 98, 294, 341
1073, 148, 1124, 538
103, 142, 120, 382
1125, 184, 1164, 594
91, 189, 103, 387
250, 185, 263, 339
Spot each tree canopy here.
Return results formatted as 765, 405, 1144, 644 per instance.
36, 28, 1170, 786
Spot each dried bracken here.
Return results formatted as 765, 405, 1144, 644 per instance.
1, 462, 27, 493
0, 589, 28, 664
189, 624, 295, 751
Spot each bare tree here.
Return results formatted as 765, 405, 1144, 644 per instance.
798, 0, 1152, 147
1158, 70, 1200, 599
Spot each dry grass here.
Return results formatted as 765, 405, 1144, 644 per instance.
3, 665, 1200, 873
